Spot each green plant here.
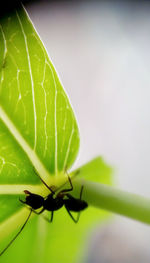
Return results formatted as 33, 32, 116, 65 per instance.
0, 5, 150, 263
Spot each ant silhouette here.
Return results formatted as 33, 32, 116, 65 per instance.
0, 170, 88, 256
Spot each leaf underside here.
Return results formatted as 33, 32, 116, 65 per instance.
0, 4, 80, 225
0, 6, 80, 182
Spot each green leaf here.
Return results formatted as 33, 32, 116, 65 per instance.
72, 156, 113, 183
0, 5, 80, 181
0, 5, 79, 242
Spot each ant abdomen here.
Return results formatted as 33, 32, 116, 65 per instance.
64, 196, 88, 212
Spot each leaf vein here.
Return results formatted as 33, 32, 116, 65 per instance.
16, 11, 37, 150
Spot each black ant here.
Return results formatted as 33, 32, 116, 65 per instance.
0, 170, 88, 256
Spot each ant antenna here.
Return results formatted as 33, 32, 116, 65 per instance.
33, 167, 55, 194
0, 209, 32, 256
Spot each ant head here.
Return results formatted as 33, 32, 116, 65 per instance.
23, 190, 44, 210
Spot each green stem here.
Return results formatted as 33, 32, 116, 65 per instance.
74, 179, 150, 225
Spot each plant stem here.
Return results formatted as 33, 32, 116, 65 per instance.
74, 179, 150, 224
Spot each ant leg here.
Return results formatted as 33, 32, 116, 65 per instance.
0, 209, 32, 256
65, 185, 84, 223
65, 207, 80, 223
60, 175, 73, 194
42, 211, 54, 223
25, 206, 54, 223
74, 185, 83, 222
33, 167, 55, 194
32, 207, 45, 215
61, 169, 81, 194
76, 212, 81, 222
19, 198, 26, 204
50, 211, 54, 222
80, 185, 84, 200
65, 186, 84, 200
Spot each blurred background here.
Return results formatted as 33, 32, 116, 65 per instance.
12, 0, 150, 262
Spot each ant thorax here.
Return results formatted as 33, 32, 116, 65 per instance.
44, 194, 64, 211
